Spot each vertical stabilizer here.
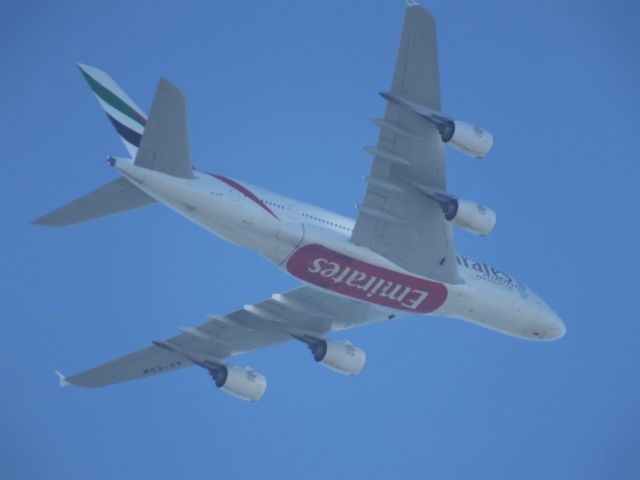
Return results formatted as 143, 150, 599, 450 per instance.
78, 64, 148, 158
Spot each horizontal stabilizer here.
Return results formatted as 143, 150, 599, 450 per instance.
33, 177, 156, 226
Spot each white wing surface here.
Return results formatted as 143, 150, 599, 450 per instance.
351, 5, 461, 284
63, 287, 392, 387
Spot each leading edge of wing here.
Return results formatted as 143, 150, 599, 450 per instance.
58, 287, 392, 389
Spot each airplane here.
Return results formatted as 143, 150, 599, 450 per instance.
36, 3, 565, 402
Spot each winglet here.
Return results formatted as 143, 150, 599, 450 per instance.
54, 370, 70, 388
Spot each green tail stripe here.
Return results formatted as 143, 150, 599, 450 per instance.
80, 69, 146, 127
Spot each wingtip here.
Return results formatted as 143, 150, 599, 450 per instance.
404, 1, 435, 21
54, 370, 70, 388
77, 62, 101, 79
31, 217, 51, 227
77, 62, 96, 71
31, 215, 53, 226
31, 215, 67, 227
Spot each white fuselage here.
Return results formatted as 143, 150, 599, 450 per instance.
115, 160, 565, 341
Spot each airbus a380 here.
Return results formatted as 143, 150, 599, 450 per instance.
37, 4, 565, 402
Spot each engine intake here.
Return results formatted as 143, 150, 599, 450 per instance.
311, 339, 366, 376
438, 120, 493, 159
444, 198, 496, 236
210, 365, 267, 402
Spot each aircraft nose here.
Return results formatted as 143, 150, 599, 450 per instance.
544, 310, 566, 340
524, 308, 566, 341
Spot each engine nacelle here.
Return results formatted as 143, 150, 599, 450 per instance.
212, 365, 267, 402
312, 340, 366, 375
439, 120, 493, 159
378, 92, 492, 158
444, 198, 496, 236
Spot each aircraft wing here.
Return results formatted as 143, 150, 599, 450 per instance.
62, 286, 391, 388
351, 5, 461, 284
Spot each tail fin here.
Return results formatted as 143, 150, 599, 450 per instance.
33, 176, 156, 226
78, 64, 147, 158
34, 68, 193, 227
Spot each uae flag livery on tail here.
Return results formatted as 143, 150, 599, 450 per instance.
78, 64, 147, 158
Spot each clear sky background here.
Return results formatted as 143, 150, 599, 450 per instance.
3, 1, 639, 478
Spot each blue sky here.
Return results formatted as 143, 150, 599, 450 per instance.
3, 1, 640, 478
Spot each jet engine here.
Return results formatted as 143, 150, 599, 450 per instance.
437, 120, 494, 159
378, 92, 493, 158
443, 198, 496, 236
310, 339, 366, 375
209, 365, 267, 402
